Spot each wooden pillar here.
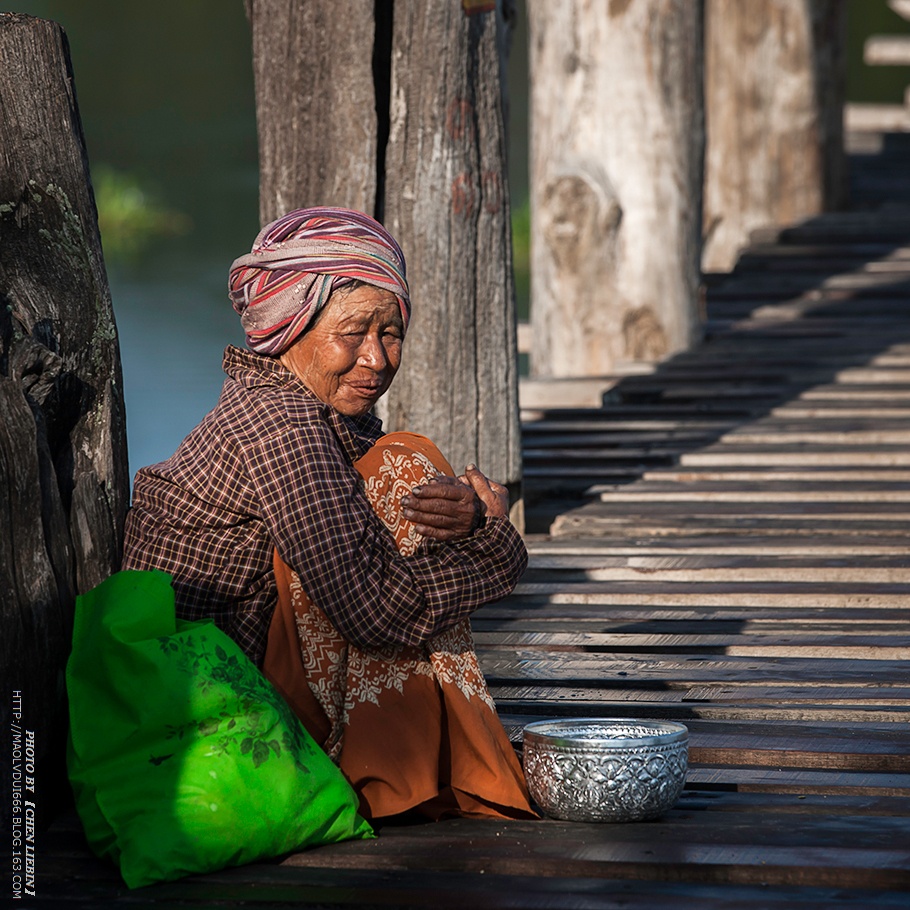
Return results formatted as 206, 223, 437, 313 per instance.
0, 13, 129, 828
380, 0, 522, 502
703, 0, 848, 272
247, 0, 379, 222
247, 0, 522, 505
528, 0, 705, 378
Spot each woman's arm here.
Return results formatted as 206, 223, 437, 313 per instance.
245, 421, 527, 650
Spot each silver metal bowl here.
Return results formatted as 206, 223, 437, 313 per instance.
522, 718, 689, 822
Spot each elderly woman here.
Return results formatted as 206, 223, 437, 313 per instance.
121, 207, 534, 823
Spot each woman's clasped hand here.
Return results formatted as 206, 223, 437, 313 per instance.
401, 465, 509, 540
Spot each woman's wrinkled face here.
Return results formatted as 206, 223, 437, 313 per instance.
280, 284, 404, 417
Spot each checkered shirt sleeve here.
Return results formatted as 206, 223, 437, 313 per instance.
122, 346, 527, 665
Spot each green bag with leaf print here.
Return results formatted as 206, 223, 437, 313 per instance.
66, 570, 373, 889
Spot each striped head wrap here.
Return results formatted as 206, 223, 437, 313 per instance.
228, 207, 410, 355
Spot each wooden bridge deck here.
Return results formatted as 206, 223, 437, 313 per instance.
30, 133, 910, 907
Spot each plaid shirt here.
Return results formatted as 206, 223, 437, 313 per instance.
122, 345, 528, 666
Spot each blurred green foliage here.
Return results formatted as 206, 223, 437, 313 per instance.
93, 166, 191, 261
511, 198, 530, 322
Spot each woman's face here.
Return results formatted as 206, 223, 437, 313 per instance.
280, 284, 404, 417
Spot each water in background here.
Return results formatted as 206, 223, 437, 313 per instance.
8, 0, 259, 478
5, 0, 908, 480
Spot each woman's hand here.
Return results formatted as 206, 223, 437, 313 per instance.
400, 465, 508, 541
460, 464, 509, 521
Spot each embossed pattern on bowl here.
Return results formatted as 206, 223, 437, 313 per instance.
522, 719, 689, 822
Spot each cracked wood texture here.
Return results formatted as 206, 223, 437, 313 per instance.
528, 0, 704, 378
247, 0, 379, 222
0, 13, 128, 829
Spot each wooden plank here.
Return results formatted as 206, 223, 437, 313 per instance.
684, 767, 910, 797
491, 694, 909, 724
725, 416, 910, 430
476, 631, 910, 660
524, 547, 910, 566
282, 815, 910, 890
680, 684, 910, 706
490, 683, 910, 715
551, 513, 910, 537
638, 467, 910, 482
706, 301, 910, 321
30, 855, 910, 910
662, 789, 910, 816
41, 804, 910, 905
479, 653, 910, 685
547, 525, 910, 541
521, 552, 910, 574
523, 430, 718, 449
733, 255, 910, 273
526, 534, 910, 556
864, 34, 910, 65
712, 271, 910, 294
478, 613, 908, 633
718, 427, 910, 445
523, 417, 736, 433
551, 499, 910, 516
674, 336, 910, 352
509, 581, 910, 606
476, 620, 910, 650
593, 484, 910, 503
518, 565, 910, 585
847, 100, 910, 133
479, 609, 907, 632
519, 376, 621, 409
772, 404, 910, 418
481, 617, 907, 642
799, 384, 910, 400
679, 447, 910, 466
731, 241, 910, 261
525, 446, 682, 461
491, 682, 910, 710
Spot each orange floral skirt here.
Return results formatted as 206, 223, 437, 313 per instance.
262, 431, 535, 823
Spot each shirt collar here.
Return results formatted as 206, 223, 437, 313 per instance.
223, 345, 382, 462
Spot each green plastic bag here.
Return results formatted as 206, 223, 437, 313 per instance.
66, 570, 373, 888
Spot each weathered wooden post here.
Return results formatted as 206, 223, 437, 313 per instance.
247, 0, 522, 512
247, 0, 379, 221
380, 1, 521, 505
528, 0, 705, 378
703, 0, 848, 271
0, 13, 129, 829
